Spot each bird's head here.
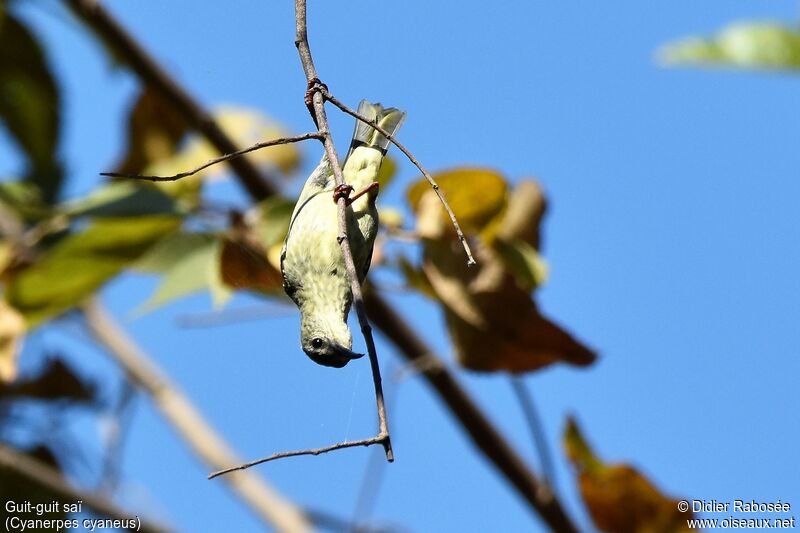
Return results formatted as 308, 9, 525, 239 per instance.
300, 314, 364, 368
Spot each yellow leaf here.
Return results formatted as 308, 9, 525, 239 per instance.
407, 168, 508, 234
378, 207, 404, 232
0, 301, 25, 383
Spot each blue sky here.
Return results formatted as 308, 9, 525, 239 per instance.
4, 0, 800, 531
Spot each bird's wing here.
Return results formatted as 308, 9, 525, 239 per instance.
281, 156, 334, 295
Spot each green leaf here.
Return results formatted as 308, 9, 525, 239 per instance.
0, 10, 63, 202
0, 180, 50, 220
407, 168, 508, 234
658, 22, 800, 71
4, 216, 180, 326
0, 301, 25, 383
60, 181, 179, 218
135, 233, 230, 313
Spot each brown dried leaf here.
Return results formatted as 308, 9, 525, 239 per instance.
412, 174, 595, 373
0, 357, 94, 403
564, 418, 694, 533
423, 236, 594, 373
113, 86, 190, 176
220, 218, 283, 294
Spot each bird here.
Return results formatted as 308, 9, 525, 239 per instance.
281, 100, 405, 368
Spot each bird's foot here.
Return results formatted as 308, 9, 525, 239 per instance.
304, 78, 329, 123
333, 184, 354, 204
332, 182, 379, 206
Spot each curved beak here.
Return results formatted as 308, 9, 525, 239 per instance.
307, 343, 365, 368
332, 343, 365, 362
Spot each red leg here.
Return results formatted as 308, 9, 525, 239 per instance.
348, 182, 380, 204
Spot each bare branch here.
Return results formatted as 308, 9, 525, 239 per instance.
294, 0, 393, 461
82, 300, 312, 533
64, 0, 276, 201
209, 435, 389, 480
363, 292, 579, 533
324, 93, 476, 266
101, 132, 323, 182
0, 443, 172, 533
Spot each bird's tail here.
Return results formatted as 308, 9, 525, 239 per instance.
348, 100, 406, 157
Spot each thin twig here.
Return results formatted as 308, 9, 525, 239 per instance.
294, 0, 393, 461
209, 435, 387, 480
0, 443, 172, 533
510, 376, 558, 495
363, 292, 579, 533
82, 300, 312, 533
324, 93, 476, 266
101, 132, 323, 182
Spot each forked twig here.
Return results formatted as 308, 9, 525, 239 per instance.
295, 0, 393, 463
324, 93, 476, 266
101, 132, 323, 181
208, 435, 387, 479
211, 0, 393, 478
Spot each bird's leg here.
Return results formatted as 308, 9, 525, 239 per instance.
332, 182, 380, 206
348, 181, 380, 203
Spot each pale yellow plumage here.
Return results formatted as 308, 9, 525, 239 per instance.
281, 101, 405, 367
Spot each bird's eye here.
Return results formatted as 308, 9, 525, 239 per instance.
311, 338, 324, 349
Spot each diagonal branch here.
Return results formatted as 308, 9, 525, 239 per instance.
0, 443, 172, 533
64, 1, 582, 530
324, 93, 476, 266
64, 0, 276, 201
81, 300, 312, 533
101, 133, 323, 182
363, 292, 579, 533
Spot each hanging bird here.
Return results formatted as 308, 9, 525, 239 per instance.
281, 101, 405, 367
